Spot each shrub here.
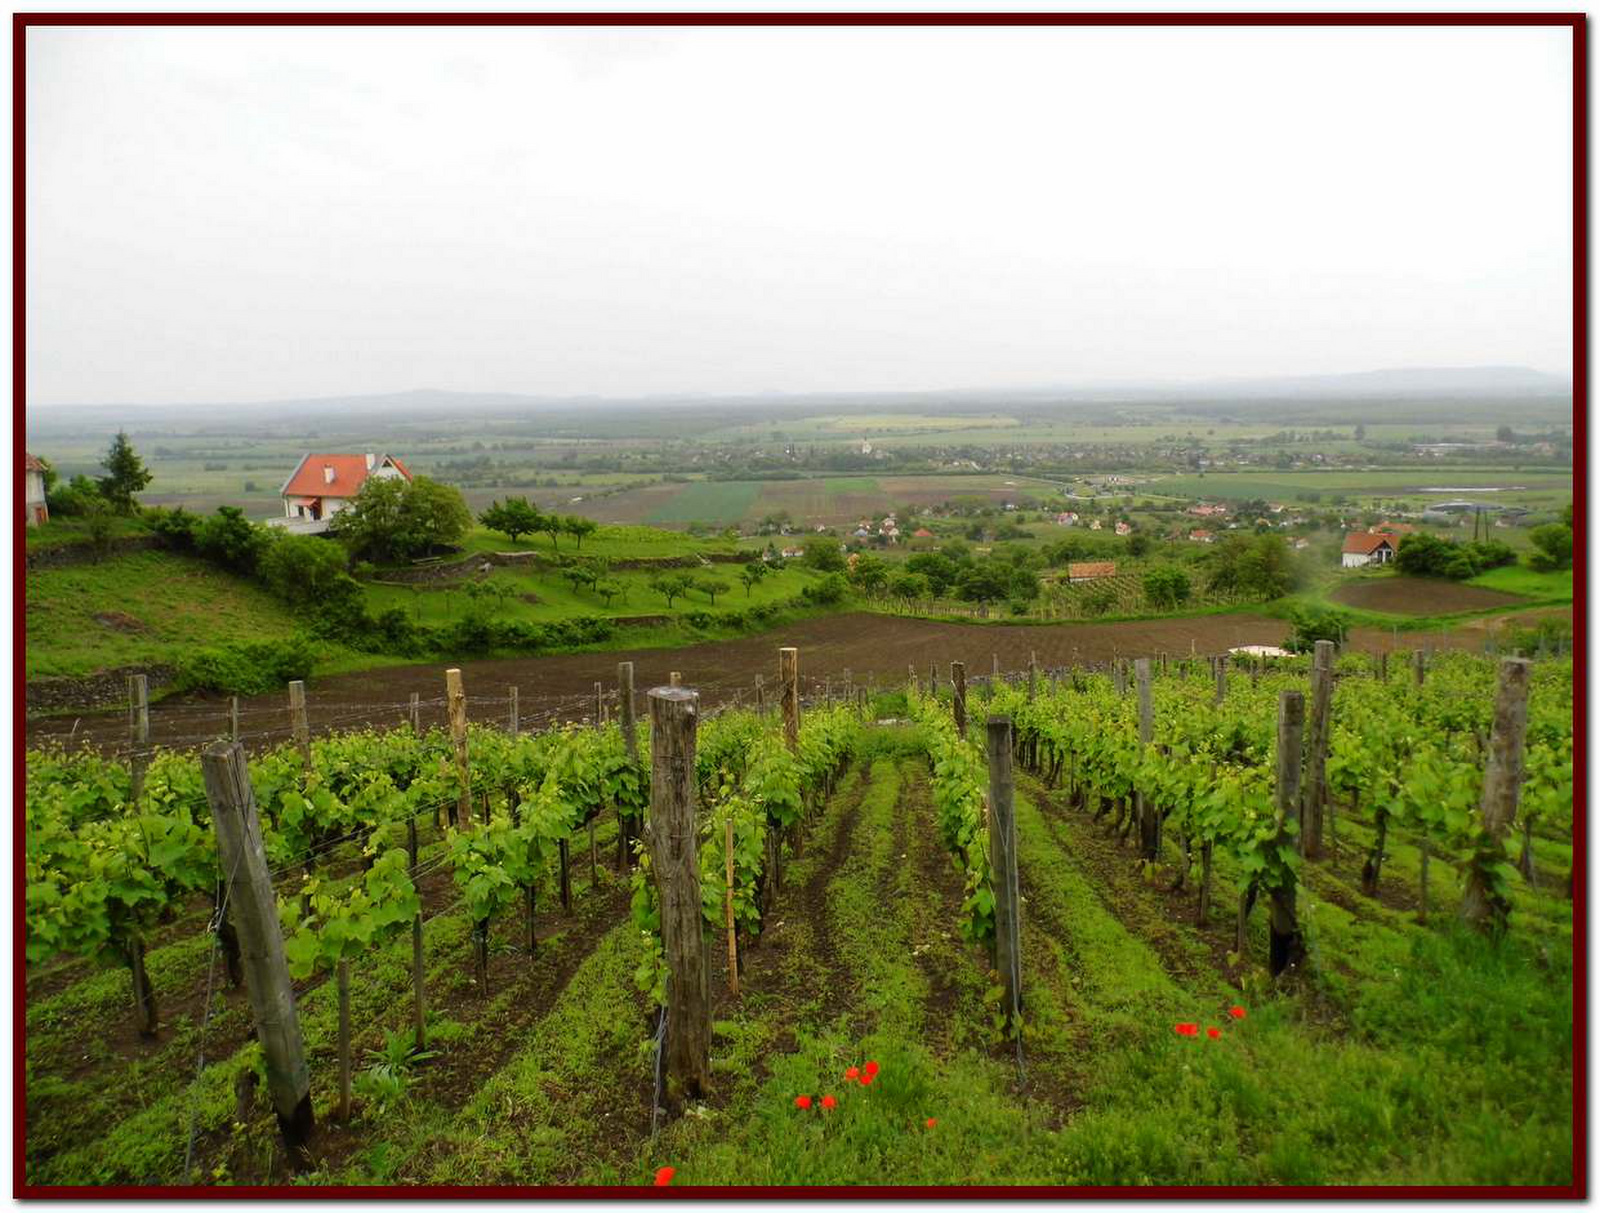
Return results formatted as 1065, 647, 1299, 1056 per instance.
257, 536, 353, 605
196, 506, 270, 574
143, 506, 200, 552
1284, 605, 1352, 653
177, 637, 318, 695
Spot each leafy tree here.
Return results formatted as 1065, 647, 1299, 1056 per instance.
333, 475, 471, 563
697, 577, 729, 606
649, 573, 694, 608
1496, 425, 1516, 444
82, 497, 117, 558
740, 562, 769, 597
801, 535, 845, 572
399, 476, 473, 556
46, 473, 103, 517
258, 535, 354, 606
1529, 522, 1573, 572
1142, 565, 1191, 609
802, 573, 849, 605
197, 506, 269, 573
98, 431, 153, 514
955, 562, 1012, 604
906, 552, 959, 596
1284, 604, 1352, 653
1354, 424, 1366, 441
479, 497, 542, 545
595, 579, 626, 608
1125, 533, 1152, 557
848, 553, 889, 594
1206, 533, 1297, 599
563, 516, 598, 551
887, 571, 928, 602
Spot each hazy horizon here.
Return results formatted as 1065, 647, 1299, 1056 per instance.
25, 25, 1574, 408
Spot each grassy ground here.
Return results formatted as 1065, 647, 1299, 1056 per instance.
23, 550, 309, 680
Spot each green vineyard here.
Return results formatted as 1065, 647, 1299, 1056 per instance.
23, 648, 1575, 1189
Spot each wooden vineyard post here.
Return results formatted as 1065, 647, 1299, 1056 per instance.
595, 681, 604, 729
1413, 649, 1426, 687
1461, 657, 1533, 931
446, 669, 469, 829
508, 686, 519, 736
1268, 691, 1307, 975
648, 686, 712, 1106
991, 653, 1000, 700
986, 716, 1023, 1032
407, 817, 426, 1050
951, 660, 967, 738
127, 674, 150, 806
929, 662, 938, 695
779, 647, 800, 755
410, 692, 421, 738
336, 958, 352, 1122
201, 741, 315, 1168
724, 815, 739, 997
844, 668, 853, 704
1213, 656, 1227, 707
1028, 652, 1037, 701
229, 695, 240, 744
1379, 650, 1389, 683
288, 679, 311, 773
908, 663, 917, 694
754, 673, 765, 714
1135, 659, 1157, 860
617, 662, 639, 871
1302, 640, 1334, 860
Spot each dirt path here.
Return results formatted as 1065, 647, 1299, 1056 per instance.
26, 611, 1295, 754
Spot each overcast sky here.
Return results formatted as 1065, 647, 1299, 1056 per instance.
24, 24, 1574, 407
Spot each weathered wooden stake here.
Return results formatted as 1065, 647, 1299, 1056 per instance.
951, 660, 967, 737
1135, 658, 1157, 860
508, 686, 519, 735
336, 959, 352, 1122
754, 673, 765, 713
287, 679, 311, 772
724, 815, 739, 997
127, 673, 150, 805
986, 716, 1023, 1031
779, 647, 800, 754
1461, 657, 1533, 931
407, 817, 426, 1050
445, 669, 469, 829
1379, 650, 1389, 682
201, 742, 315, 1168
595, 680, 604, 729
618, 662, 639, 869
1213, 656, 1227, 706
1413, 649, 1426, 686
229, 695, 240, 743
1027, 651, 1038, 701
1301, 639, 1334, 859
1268, 691, 1306, 975
409, 692, 421, 737
649, 687, 712, 1105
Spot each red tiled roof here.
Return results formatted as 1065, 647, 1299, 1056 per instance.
1067, 561, 1117, 579
281, 453, 410, 499
1342, 532, 1394, 555
1371, 521, 1416, 535
23, 451, 45, 473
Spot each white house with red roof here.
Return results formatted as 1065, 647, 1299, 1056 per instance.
1341, 531, 1396, 568
274, 453, 411, 532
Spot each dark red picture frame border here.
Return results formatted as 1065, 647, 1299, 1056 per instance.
12, 10, 1587, 1200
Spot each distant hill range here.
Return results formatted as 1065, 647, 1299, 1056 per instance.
26, 365, 1572, 426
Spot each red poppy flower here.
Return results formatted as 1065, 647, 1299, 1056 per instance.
1175, 1022, 1199, 1037
653, 1166, 675, 1186
864, 1060, 880, 1078
821, 1095, 837, 1110
845, 1066, 860, 1082
794, 1095, 812, 1110
925, 1117, 937, 1129
1206, 1027, 1222, 1040
1229, 1005, 1247, 1020
859, 1071, 876, 1087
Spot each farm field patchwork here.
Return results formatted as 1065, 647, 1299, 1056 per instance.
1328, 576, 1531, 617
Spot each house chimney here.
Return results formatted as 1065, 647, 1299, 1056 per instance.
365, 453, 375, 471
323, 465, 335, 485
